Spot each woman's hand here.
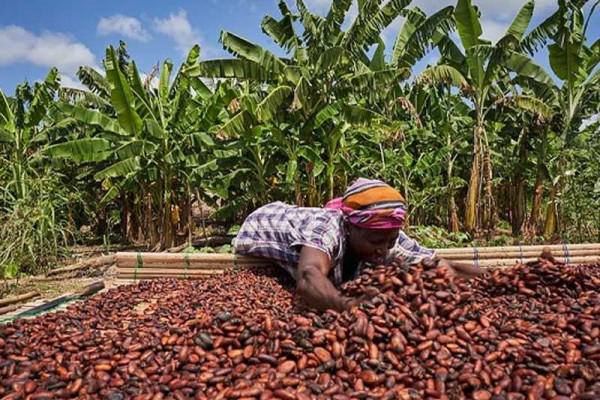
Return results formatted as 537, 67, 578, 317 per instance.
439, 259, 485, 279
422, 258, 484, 279
297, 246, 352, 312
338, 296, 360, 311
422, 257, 440, 270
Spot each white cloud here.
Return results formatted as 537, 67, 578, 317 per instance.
306, 0, 557, 23
139, 72, 160, 90
477, 0, 556, 20
480, 19, 509, 43
154, 9, 202, 55
97, 15, 150, 42
0, 25, 96, 74
582, 114, 599, 130
298, 0, 559, 57
413, 0, 556, 21
60, 74, 87, 90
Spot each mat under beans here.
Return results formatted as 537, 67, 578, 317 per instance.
1, 262, 600, 399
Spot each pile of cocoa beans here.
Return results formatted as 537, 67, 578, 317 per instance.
1, 259, 600, 400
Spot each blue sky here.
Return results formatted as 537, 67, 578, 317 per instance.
0, 0, 598, 93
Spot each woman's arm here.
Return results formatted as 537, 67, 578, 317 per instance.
437, 258, 485, 278
296, 246, 354, 312
440, 248, 556, 277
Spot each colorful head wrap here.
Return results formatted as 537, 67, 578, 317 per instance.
324, 178, 406, 229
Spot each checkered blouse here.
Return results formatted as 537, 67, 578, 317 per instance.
234, 202, 435, 287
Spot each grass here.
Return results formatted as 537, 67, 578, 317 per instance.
2, 277, 103, 300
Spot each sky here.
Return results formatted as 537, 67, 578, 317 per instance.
0, 0, 599, 94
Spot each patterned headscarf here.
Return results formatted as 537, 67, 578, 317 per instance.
324, 178, 406, 229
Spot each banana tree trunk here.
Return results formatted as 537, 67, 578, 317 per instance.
305, 162, 316, 207
295, 181, 302, 206
195, 189, 208, 240
543, 149, 568, 239
464, 125, 483, 233
512, 177, 526, 236
448, 196, 460, 233
327, 163, 334, 203
446, 137, 460, 232
481, 130, 496, 238
158, 170, 176, 250
186, 185, 193, 246
134, 193, 144, 243
511, 129, 529, 236
160, 193, 173, 250
527, 130, 547, 235
543, 184, 558, 239
292, 156, 302, 206
529, 179, 544, 235
13, 130, 27, 200
145, 191, 158, 248
121, 195, 133, 243
12, 163, 25, 201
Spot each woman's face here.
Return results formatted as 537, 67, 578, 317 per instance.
346, 222, 399, 265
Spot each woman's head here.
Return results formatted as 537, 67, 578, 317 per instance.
345, 222, 399, 265
325, 178, 407, 264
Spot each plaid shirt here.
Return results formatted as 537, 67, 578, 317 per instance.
234, 202, 436, 287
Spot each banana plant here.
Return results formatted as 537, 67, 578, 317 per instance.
204, 82, 282, 217
419, 0, 553, 236
0, 68, 66, 200
361, 4, 456, 119
559, 121, 600, 241
510, 0, 600, 237
45, 44, 232, 249
0, 69, 84, 275
185, 0, 413, 205
410, 82, 472, 231
487, 97, 553, 236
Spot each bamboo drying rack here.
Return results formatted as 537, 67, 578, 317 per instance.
115, 243, 600, 281
115, 252, 273, 281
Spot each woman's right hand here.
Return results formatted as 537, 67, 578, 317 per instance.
338, 296, 360, 311
297, 246, 353, 312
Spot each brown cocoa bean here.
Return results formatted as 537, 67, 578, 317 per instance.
314, 347, 331, 363
277, 360, 296, 374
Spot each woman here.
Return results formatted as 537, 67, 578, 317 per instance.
234, 178, 483, 312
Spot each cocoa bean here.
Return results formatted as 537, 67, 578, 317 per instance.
0, 263, 598, 400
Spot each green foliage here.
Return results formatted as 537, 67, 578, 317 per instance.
2, 0, 600, 268
0, 169, 81, 276
43, 43, 237, 250
409, 225, 470, 248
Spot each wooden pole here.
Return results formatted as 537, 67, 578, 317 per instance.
117, 275, 216, 280
115, 244, 600, 280
117, 272, 224, 279
0, 304, 19, 316
0, 291, 39, 307
451, 256, 600, 267
117, 268, 225, 276
437, 249, 600, 260
46, 254, 116, 276
116, 260, 271, 268
116, 252, 266, 263
436, 243, 600, 255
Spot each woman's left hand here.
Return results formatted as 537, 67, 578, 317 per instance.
422, 258, 454, 275
439, 258, 485, 279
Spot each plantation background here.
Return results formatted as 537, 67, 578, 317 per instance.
1, 0, 599, 278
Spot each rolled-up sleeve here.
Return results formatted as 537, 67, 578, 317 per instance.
289, 214, 339, 262
388, 231, 436, 265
